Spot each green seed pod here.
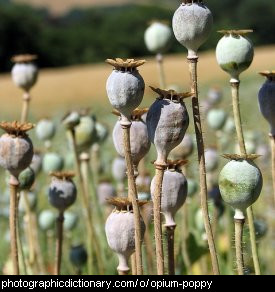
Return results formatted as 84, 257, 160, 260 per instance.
75, 116, 96, 151
18, 191, 37, 213
223, 116, 235, 134
258, 72, 275, 135
35, 118, 56, 141
18, 167, 35, 190
94, 122, 108, 144
172, 0, 213, 58
144, 21, 172, 54
219, 157, 262, 213
205, 148, 219, 172
30, 151, 42, 174
216, 30, 254, 82
64, 211, 78, 231
254, 219, 267, 240
207, 87, 223, 105
62, 111, 80, 130
70, 244, 87, 268
42, 152, 64, 173
187, 178, 198, 197
38, 209, 56, 231
207, 109, 227, 131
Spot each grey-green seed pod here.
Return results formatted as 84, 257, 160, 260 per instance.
147, 88, 190, 165
223, 116, 235, 134
144, 21, 172, 54
70, 244, 87, 268
151, 163, 188, 227
48, 172, 77, 212
112, 156, 126, 183
94, 122, 108, 144
11, 55, 38, 91
169, 134, 194, 160
35, 119, 56, 141
216, 30, 254, 82
235, 140, 256, 155
105, 208, 145, 273
62, 111, 80, 130
42, 152, 64, 173
187, 178, 198, 197
205, 148, 219, 172
18, 167, 35, 190
30, 151, 42, 174
106, 59, 145, 120
219, 158, 262, 212
258, 72, 275, 135
75, 116, 96, 151
64, 211, 78, 231
207, 109, 227, 131
97, 181, 116, 205
38, 209, 56, 231
19, 191, 37, 213
172, 0, 213, 58
207, 87, 223, 105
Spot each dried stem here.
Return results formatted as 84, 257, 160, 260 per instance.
118, 270, 129, 275
234, 218, 245, 275
230, 80, 261, 275
21, 92, 31, 123
144, 226, 154, 275
10, 181, 20, 275
121, 124, 143, 275
166, 225, 176, 275
131, 254, 137, 275
55, 211, 64, 275
270, 135, 275, 205
156, 53, 166, 89
153, 166, 165, 275
188, 57, 220, 275
181, 204, 192, 275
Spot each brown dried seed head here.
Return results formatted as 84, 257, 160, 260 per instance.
222, 154, 261, 161
217, 29, 253, 36
259, 71, 275, 80
0, 121, 34, 136
112, 108, 148, 120
11, 54, 38, 63
50, 171, 75, 180
166, 159, 188, 170
150, 86, 192, 102
106, 58, 146, 70
106, 197, 147, 210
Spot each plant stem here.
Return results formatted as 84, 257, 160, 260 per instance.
188, 56, 220, 275
131, 254, 137, 275
234, 216, 245, 275
181, 204, 192, 275
153, 165, 165, 275
55, 211, 64, 275
230, 80, 261, 275
269, 134, 275, 205
9, 178, 20, 275
21, 92, 31, 123
166, 225, 176, 275
144, 226, 154, 275
156, 53, 166, 89
118, 270, 129, 275
121, 123, 143, 275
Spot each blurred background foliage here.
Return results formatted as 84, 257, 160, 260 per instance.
0, 0, 274, 71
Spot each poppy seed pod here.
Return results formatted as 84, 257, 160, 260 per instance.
11, 55, 38, 91
136, 175, 151, 192
62, 111, 80, 130
106, 59, 145, 121
97, 181, 116, 205
112, 109, 150, 169
94, 122, 108, 144
151, 161, 188, 227
42, 152, 64, 173
105, 198, 146, 274
170, 133, 194, 160
35, 118, 56, 141
38, 209, 56, 231
207, 109, 227, 131
219, 155, 262, 214
187, 178, 198, 197
205, 148, 219, 172
75, 116, 96, 151
144, 21, 172, 54
172, 0, 213, 58
112, 156, 126, 182
18, 167, 35, 190
216, 30, 254, 82
48, 172, 77, 212
70, 244, 87, 268
235, 140, 256, 155
258, 72, 275, 136
64, 211, 78, 231
207, 87, 223, 105
0, 122, 34, 182
223, 117, 235, 134
147, 87, 190, 165
30, 151, 42, 174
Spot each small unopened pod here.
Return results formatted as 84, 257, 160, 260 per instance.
11, 54, 38, 92
187, 178, 198, 197
38, 209, 56, 231
106, 58, 145, 120
42, 152, 64, 173
30, 151, 42, 174
105, 198, 146, 274
170, 134, 194, 160
35, 118, 56, 141
75, 115, 96, 151
223, 117, 235, 135
0, 122, 34, 181
48, 172, 77, 212
97, 180, 116, 205
64, 211, 78, 231
219, 155, 263, 213
70, 244, 88, 268
258, 71, 275, 136
18, 167, 35, 190
94, 122, 108, 144
207, 109, 227, 131
172, 0, 213, 58
62, 111, 80, 130
144, 21, 172, 54
207, 87, 223, 105
112, 108, 150, 170
205, 148, 219, 172
151, 160, 188, 227
216, 30, 254, 82
147, 87, 190, 165
112, 156, 126, 183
